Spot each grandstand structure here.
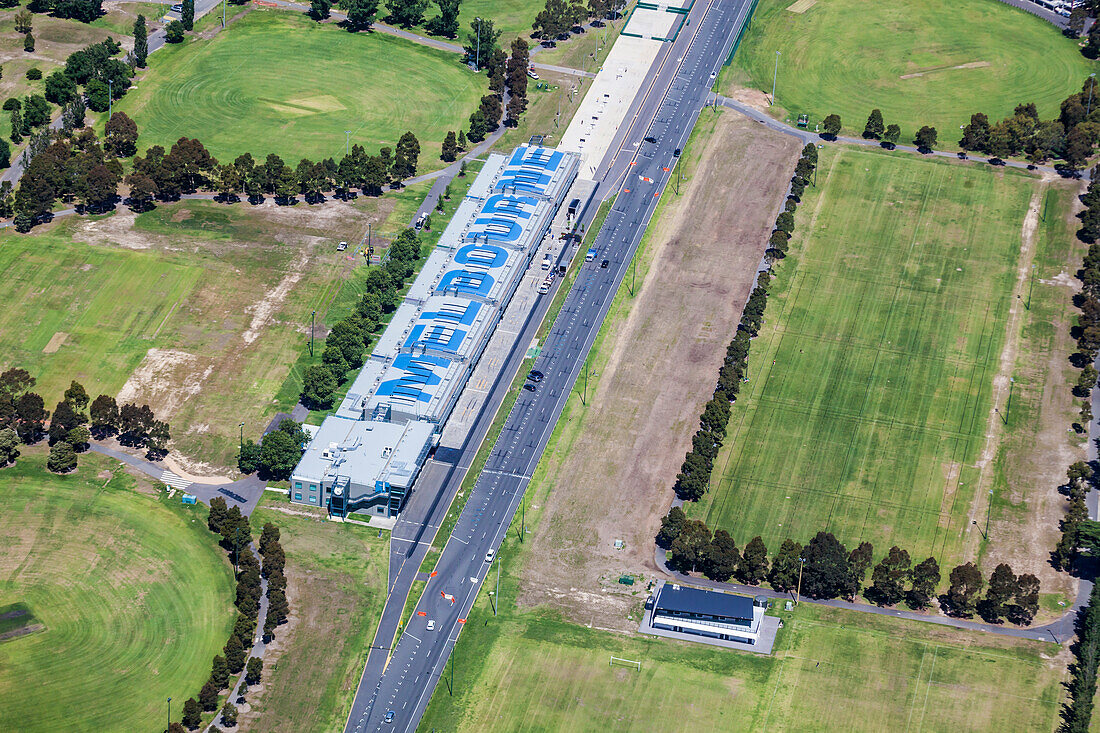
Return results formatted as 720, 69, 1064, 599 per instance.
290, 144, 580, 517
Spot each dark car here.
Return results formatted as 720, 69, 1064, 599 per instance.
673, 148, 681, 157
523, 383, 536, 392
988, 157, 1006, 166
957, 151, 967, 160
1027, 164, 1037, 170
600, 259, 609, 269
527, 369, 544, 382
643, 136, 657, 144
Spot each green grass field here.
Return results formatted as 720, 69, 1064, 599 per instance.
415, 0, 541, 42
114, 10, 484, 166
693, 148, 1035, 567
0, 451, 236, 732
728, 0, 1096, 142
0, 197, 402, 469
244, 499, 389, 731
421, 551, 1065, 732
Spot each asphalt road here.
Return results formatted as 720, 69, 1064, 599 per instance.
342, 0, 753, 730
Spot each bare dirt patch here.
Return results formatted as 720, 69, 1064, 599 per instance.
515, 113, 801, 628
116, 348, 213, 418
981, 179, 1088, 605
725, 85, 772, 113
900, 60, 991, 79
42, 332, 68, 354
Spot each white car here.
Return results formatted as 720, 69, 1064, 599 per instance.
527, 67, 540, 80
426, 619, 436, 631
485, 549, 495, 563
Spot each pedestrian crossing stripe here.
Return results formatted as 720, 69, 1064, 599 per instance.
160, 470, 191, 490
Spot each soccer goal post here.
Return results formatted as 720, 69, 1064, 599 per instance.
609, 656, 641, 671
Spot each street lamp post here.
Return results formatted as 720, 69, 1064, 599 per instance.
986, 488, 993, 540
239, 421, 244, 453
310, 310, 316, 357
1027, 264, 1035, 310
795, 556, 805, 605
345, 130, 351, 156
771, 51, 781, 106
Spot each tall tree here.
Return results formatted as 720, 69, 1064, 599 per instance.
768, 539, 803, 592
821, 113, 841, 138
906, 556, 940, 610
64, 380, 89, 411
702, 529, 739, 582
89, 394, 119, 436
441, 130, 457, 162
1008, 573, 1040, 626
181, 697, 202, 729
425, 0, 459, 37
979, 563, 1017, 623
15, 392, 47, 443
105, 112, 139, 157
883, 124, 901, 147
668, 519, 711, 573
862, 108, 884, 139
738, 536, 768, 584
656, 506, 686, 548
345, 0, 379, 31
533, 0, 572, 42
801, 531, 853, 599
463, 16, 501, 69
944, 562, 983, 617
913, 125, 938, 150
181, 0, 194, 30
868, 546, 910, 606
133, 14, 148, 67
46, 440, 77, 473
386, 0, 428, 27
847, 541, 873, 587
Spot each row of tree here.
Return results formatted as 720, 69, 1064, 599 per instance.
1060, 579, 1100, 732
657, 510, 1041, 625
766, 142, 817, 259
532, 0, 617, 45
297, 229, 424, 411
181, 501, 271, 730
1053, 461, 1096, 571
11, 117, 424, 229
259, 520, 289, 639
1073, 171, 1100, 434
673, 144, 817, 502
238, 419, 308, 481
25, 0, 103, 23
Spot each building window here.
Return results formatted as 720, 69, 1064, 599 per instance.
309, 496, 317, 504
294, 482, 302, 490
294, 492, 302, 501
310, 483, 317, 491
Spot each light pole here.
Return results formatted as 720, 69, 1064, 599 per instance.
345, 130, 351, 156
1004, 377, 1015, 425
986, 488, 993, 540
795, 556, 805, 605
771, 51, 781, 106
1027, 264, 1035, 310
474, 17, 482, 70
167, 697, 171, 731
310, 310, 315, 357
1089, 73, 1097, 117
222, 0, 225, 28
239, 421, 244, 453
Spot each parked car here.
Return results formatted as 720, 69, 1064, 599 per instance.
485, 549, 495, 563
337, 241, 347, 251
527, 369, 544, 382
600, 259, 609, 269
170, 3, 182, 11
643, 136, 657, 144
523, 383, 537, 392
427, 619, 436, 631
384, 710, 395, 724
988, 157, 1006, 166
527, 67, 540, 80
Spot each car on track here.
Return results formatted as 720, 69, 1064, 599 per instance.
527, 369, 544, 382
485, 549, 495, 563
427, 619, 435, 631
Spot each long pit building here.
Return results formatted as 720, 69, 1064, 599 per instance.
290, 144, 579, 517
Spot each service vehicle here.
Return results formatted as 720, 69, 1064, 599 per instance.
585, 248, 596, 262
542, 253, 552, 269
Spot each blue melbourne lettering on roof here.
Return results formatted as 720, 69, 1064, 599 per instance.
496, 146, 564, 196
376, 354, 452, 403
654, 584, 754, 621
436, 270, 494, 297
